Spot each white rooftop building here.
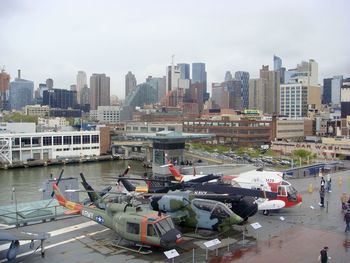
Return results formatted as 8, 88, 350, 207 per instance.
0, 130, 100, 164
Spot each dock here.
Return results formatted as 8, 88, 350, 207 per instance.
0, 155, 119, 170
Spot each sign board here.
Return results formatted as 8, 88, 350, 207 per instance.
279, 216, 285, 221
204, 238, 221, 248
250, 222, 262, 230
164, 249, 179, 259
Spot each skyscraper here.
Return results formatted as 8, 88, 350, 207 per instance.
121, 83, 157, 121
0, 69, 10, 110
146, 76, 166, 102
322, 78, 332, 105
9, 70, 34, 111
273, 55, 285, 84
280, 84, 308, 117
43, 89, 78, 109
260, 65, 280, 114
46, 78, 53, 89
177, 63, 190, 79
76, 71, 87, 104
331, 76, 343, 106
249, 78, 266, 112
223, 80, 242, 110
273, 55, 282, 71
224, 71, 233, 82
166, 65, 181, 92
289, 59, 318, 86
125, 71, 137, 98
90, 74, 110, 110
235, 71, 250, 109
285, 59, 321, 110
211, 83, 224, 109
80, 85, 90, 112
341, 78, 350, 119
192, 63, 208, 101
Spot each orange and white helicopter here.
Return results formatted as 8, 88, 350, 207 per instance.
167, 164, 302, 215
222, 169, 302, 214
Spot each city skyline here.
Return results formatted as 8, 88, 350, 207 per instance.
1, 0, 349, 98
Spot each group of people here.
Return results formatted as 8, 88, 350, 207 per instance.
341, 192, 350, 233
319, 174, 350, 233
319, 174, 331, 208
316, 171, 350, 262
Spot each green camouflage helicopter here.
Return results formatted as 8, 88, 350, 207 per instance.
76, 173, 243, 233
52, 182, 182, 254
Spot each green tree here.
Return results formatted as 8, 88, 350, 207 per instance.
4, 113, 38, 123
292, 149, 313, 158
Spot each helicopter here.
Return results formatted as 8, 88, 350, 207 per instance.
168, 164, 288, 215
116, 174, 265, 221
149, 190, 243, 232
52, 182, 182, 253
74, 175, 243, 232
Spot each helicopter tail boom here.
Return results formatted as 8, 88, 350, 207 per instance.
53, 184, 83, 214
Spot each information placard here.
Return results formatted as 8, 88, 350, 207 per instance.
204, 238, 221, 248
250, 222, 262, 230
164, 249, 179, 259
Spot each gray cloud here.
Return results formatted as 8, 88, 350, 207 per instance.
0, 0, 349, 98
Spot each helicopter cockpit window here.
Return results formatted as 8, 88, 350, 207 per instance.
155, 218, 174, 235
192, 199, 216, 212
147, 224, 159, 237
127, 222, 140, 235
277, 186, 287, 196
212, 203, 233, 218
287, 185, 297, 201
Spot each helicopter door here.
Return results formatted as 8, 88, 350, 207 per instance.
277, 185, 287, 196
125, 221, 140, 242
145, 223, 160, 245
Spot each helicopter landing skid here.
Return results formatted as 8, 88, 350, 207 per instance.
102, 239, 152, 255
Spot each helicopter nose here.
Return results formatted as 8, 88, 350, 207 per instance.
160, 229, 182, 248
297, 194, 302, 204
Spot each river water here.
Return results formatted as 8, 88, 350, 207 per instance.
0, 160, 146, 206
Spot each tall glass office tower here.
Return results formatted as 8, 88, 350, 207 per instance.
192, 63, 208, 101
235, 71, 250, 109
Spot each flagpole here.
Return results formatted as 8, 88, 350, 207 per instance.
12, 187, 18, 228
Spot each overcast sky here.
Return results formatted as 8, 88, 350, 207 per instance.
1, 0, 349, 98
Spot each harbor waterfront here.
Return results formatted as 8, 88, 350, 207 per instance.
0, 160, 145, 205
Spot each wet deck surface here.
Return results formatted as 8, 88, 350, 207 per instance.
1, 169, 350, 262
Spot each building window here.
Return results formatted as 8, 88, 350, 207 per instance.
73, 136, 81, 144
13, 138, 20, 146
21, 137, 31, 146
53, 136, 62, 145
82, 135, 90, 144
32, 137, 40, 145
63, 136, 72, 145
43, 137, 52, 146
91, 135, 99, 143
